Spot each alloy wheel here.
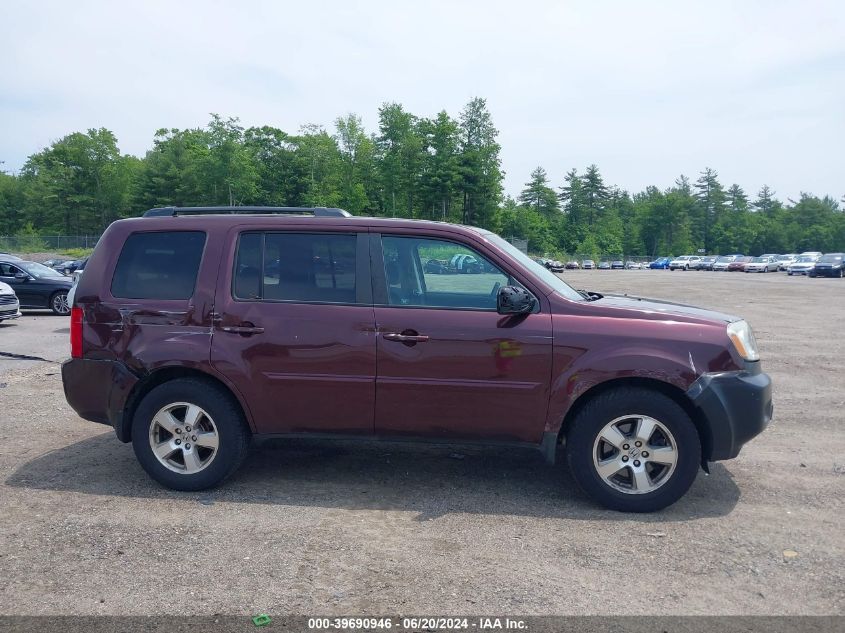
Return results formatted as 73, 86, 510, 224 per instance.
592, 414, 678, 494
148, 402, 220, 474
52, 293, 70, 315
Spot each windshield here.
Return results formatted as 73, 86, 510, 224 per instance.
819, 254, 843, 263
482, 232, 584, 302
750, 257, 764, 263
795, 257, 815, 263
716, 256, 732, 262
18, 261, 64, 278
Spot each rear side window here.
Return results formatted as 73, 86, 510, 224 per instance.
233, 232, 358, 304
111, 231, 206, 300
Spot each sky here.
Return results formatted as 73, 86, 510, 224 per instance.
1, 0, 843, 203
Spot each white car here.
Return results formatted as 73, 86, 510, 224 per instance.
775, 254, 799, 271
0, 281, 21, 322
744, 256, 779, 273
669, 255, 702, 270
712, 255, 737, 271
800, 251, 823, 259
787, 256, 820, 276
66, 269, 83, 308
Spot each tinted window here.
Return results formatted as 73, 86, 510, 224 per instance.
382, 236, 509, 310
111, 231, 206, 300
234, 232, 358, 304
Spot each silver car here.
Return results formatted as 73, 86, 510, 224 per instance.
0, 281, 21, 322
787, 256, 819, 276
745, 256, 779, 273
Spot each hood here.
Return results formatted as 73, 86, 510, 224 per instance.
586, 293, 740, 325
0, 281, 14, 295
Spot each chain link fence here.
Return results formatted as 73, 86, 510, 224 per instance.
0, 235, 102, 254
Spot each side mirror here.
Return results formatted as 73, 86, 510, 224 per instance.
497, 285, 536, 315
14, 272, 29, 281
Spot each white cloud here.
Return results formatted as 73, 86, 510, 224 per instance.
1, 0, 843, 201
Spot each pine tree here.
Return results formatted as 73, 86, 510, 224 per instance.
518, 167, 559, 216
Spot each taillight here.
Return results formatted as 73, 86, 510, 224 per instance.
70, 307, 83, 358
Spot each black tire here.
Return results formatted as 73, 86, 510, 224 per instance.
132, 378, 251, 491
49, 291, 70, 315
565, 387, 701, 512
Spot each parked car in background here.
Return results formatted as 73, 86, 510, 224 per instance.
0, 259, 73, 314
0, 281, 21, 322
59, 257, 90, 276
582, 259, 595, 269
648, 256, 672, 269
800, 251, 823, 259
727, 256, 753, 272
625, 261, 642, 270
61, 205, 772, 512
565, 261, 581, 270
809, 253, 844, 278
598, 261, 611, 270
775, 254, 799, 271
545, 259, 565, 273
0, 253, 22, 261
744, 256, 779, 273
40, 258, 65, 268
669, 256, 702, 270
712, 256, 733, 271
694, 256, 718, 271
610, 260, 624, 269
787, 255, 820, 276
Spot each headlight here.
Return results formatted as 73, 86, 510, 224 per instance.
727, 320, 760, 361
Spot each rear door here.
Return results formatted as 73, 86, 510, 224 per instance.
372, 232, 554, 443
210, 227, 377, 435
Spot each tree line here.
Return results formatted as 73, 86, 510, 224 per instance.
1, 97, 843, 257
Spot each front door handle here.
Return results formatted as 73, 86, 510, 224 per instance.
221, 324, 265, 335
383, 331, 429, 343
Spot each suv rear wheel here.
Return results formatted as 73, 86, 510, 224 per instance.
565, 387, 700, 512
131, 378, 251, 491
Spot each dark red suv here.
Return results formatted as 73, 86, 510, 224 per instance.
62, 207, 772, 512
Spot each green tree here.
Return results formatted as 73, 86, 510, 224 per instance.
518, 167, 559, 216
457, 97, 502, 227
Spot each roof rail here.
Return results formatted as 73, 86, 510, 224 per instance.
142, 206, 352, 218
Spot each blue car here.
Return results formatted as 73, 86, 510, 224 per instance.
649, 256, 673, 269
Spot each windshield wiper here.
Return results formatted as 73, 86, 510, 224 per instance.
577, 289, 604, 301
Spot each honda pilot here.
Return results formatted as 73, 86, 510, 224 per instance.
62, 207, 773, 512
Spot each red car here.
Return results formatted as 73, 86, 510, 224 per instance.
727, 256, 753, 272
62, 206, 772, 512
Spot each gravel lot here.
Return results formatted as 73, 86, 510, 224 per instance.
0, 271, 842, 616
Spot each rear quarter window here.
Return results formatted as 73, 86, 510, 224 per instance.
111, 231, 206, 300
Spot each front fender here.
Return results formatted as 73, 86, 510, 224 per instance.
544, 347, 697, 435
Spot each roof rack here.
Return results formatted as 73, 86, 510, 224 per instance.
142, 206, 352, 218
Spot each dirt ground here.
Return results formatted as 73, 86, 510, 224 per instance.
0, 270, 842, 616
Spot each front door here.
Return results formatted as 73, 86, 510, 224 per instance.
0, 262, 37, 307
210, 229, 376, 435
373, 234, 554, 443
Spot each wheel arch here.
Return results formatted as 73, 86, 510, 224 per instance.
555, 376, 710, 464
116, 366, 254, 442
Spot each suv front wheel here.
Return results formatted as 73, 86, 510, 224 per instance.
565, 387, 701, 512
132, 378, 251, 491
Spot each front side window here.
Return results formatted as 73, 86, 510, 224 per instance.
233, 232, 358, 304
111, 231, 206, 300
381, 236, 510, 310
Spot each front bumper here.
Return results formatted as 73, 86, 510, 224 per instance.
811, 267, 842, 277
686, 362, 773, 461
0, 305, 21, 321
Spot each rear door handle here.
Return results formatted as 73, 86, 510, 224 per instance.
383, 332, 429, 343
221, 324, 265, 335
